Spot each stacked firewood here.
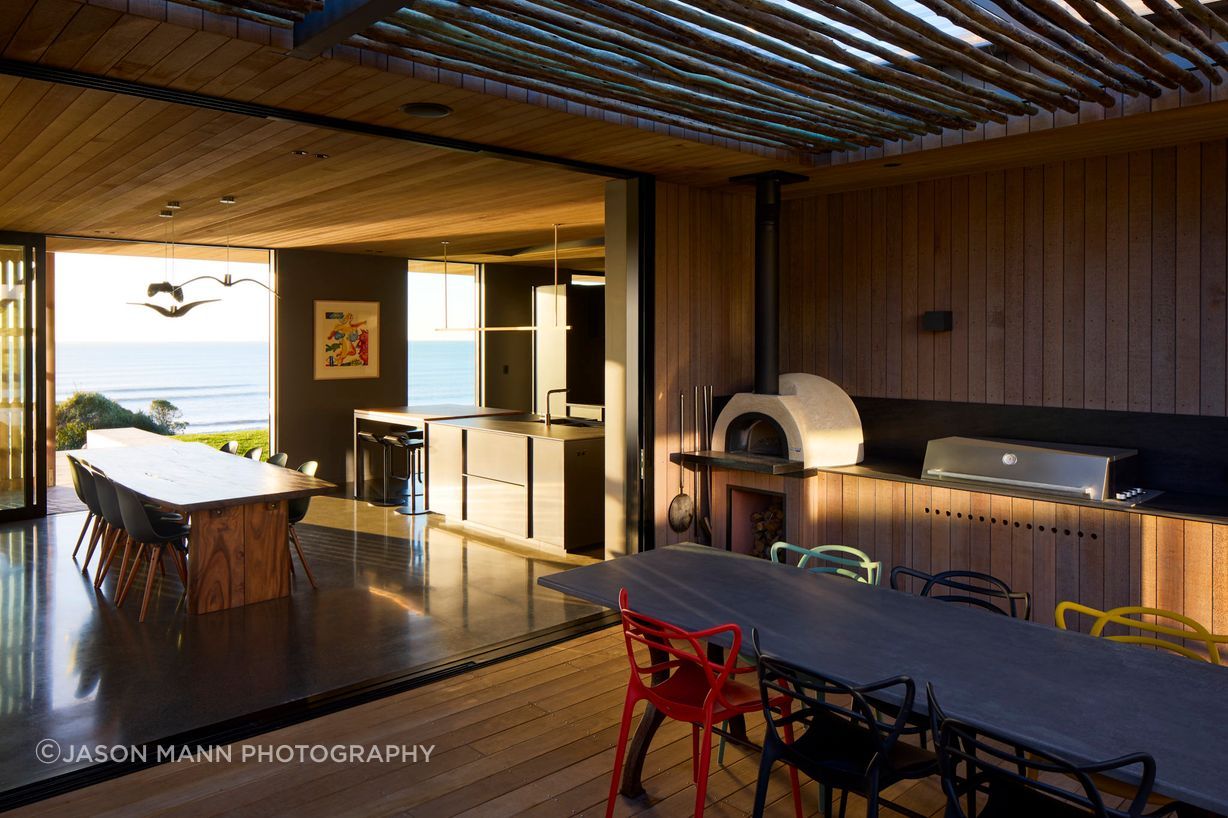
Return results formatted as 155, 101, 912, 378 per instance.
750, 504, 785, 560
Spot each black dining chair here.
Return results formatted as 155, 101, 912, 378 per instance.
751, 631, 937, 818
927, 683, 1179, 818
113, 482, 190, 622
66, 455, 104, 570
243, 446, 262, 461
287, 460, 319, 589
891, 566, 1032, 620
90, 472, 133, 593
267, 451, 289, 468
219, 441, 239, 454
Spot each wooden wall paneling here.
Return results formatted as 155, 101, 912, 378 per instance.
873, 477, 894, 567
842, 472, 860, 553
1175, 142, 1202, 415
1105, 153, 1131, 411
1183, 521, 1214, 631
933, 178, 952, 402
1128, 151, 1153, 413
990, 494, 1014, 587
948, 489, 971, 574
814, 195, 830, 379
857, 190, 874, 397
917, 180, 935, 400
843, 192, 859, 392
1010, 497, 1035, 601
1022, 166, 1045, 406
967, 173, 987, 404
1102, 510, 1134, 612
912, 483, 932, 579
985, 171, 1006, 404
1137, 514, 1159, 609
1062, 159, 1084, 409
1151, 147, 1177, 414
970, 492, 993, 578
1042, 162, 1064, 408
1083, 155, 1107, 410
1054, 504, 1082, 624
930, 485, 951, 575
901, 185, 918, 399
1201, 140, 1227, 416
891, 481, 908, 578
1077, 507, 1105, 623
950, 177, 969, 402
856, 476, 877, 560
825, 470, 844, 544
1214, 525, 1228, 634
1002, 169, 1024, 404
827, 193, 844, 385
1032, 501, 1057, 625
884, 188, 902, 398
1155, 515, 1186, 616
871, 188, 888, 398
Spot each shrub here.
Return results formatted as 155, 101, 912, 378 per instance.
55, 392, 183, 450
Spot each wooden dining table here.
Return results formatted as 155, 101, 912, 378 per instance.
539, 544, 1228, 815
72, 430, 335, 614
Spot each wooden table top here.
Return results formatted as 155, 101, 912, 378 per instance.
70, 439, 336, 512
353, 404, 521, 425
541, 545, 1228, 815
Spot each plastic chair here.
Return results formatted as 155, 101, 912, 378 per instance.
66, 455, 103, 570
891, 566, 1031, 620
267, 452, 289, 468
770, 542, 881, 585
219, 441, 239, 454
113, 482, 189, 622
752, 633, 937, 818
1055, 602, 1228, 664
287, 460, 319, 589
90, 472, 133, 593
928, 683, 1177, 818
607, 589, 798, 818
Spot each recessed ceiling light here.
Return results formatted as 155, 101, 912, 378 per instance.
165, 200, 181, 209
314, 153, 329, 160
291, 150, 308, 156
401, 102, 453, 119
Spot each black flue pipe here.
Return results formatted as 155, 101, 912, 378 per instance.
731, 170, 808, 395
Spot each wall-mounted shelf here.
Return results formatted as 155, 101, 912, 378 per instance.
670, 450, 815, 477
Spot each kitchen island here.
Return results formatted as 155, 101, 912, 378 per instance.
427, 415, 604, 554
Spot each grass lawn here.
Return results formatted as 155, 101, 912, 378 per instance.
173, 429, 270, 459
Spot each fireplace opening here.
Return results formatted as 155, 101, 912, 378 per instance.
727, 486, 786, 559
724, 412, 788, 458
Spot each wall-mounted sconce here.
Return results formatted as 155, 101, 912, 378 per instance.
922, 310, 953, 332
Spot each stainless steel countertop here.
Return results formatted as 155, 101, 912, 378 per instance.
429, 415, 605, 441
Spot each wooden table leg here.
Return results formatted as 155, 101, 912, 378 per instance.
188, 500, 290, 614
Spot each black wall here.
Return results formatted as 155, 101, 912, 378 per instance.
481, 264, 558, 412
274, 249, 408, 485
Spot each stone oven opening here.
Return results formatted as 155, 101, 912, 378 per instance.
724, 412, 789, 459
727, 486, 785, 559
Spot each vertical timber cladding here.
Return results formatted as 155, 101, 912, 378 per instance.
653, 139, 1228, 626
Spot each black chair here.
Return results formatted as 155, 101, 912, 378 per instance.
243, 446, 262, 460
219, 441, 239, 454
66, 455, 103, 569
267, 451, 289, 468
891, 566, 1032, 620
113, 482, 189, 622
356, 431, 397, 507
386, 430, 428, 516
927, 683, 1178, 818
751, 631, 937, 818
288, 460, 319, 589
90, 472, 133, 593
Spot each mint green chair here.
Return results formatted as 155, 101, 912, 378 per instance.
769, 541, 882, 586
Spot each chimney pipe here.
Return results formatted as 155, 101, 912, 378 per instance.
731, 170, 808, 395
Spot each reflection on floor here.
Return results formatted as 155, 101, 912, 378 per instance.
0, 497, 604, 798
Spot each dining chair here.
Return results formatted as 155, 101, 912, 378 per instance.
243, 446, 263, 461
267, 451, 289, 468
1055, 602, 1228, 664
66, 455, 104, 570
607, 589, 799, 818
219, 441, 239, 454
89, 472, 134, 594
113, 482, 190, 623
752, 631, 937, 818
891, 566, 1032, 620
770, 541, 882, 585
927, 682, 1178, 817
287, 460, 319, 589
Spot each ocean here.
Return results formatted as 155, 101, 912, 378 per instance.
56, 340, 475, 432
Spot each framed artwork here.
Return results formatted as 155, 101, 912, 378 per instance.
314, 300, 380, 379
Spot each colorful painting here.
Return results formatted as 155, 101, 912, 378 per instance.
314, 300, 380, 380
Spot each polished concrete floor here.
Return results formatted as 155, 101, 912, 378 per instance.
0, 497, 603, 797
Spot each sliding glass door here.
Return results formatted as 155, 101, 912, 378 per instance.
0, 235, 45, 519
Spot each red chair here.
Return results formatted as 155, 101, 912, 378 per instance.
607, 588, 802, 818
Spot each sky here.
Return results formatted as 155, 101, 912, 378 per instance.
54, 252, 272, 344
407, 267, 475, 341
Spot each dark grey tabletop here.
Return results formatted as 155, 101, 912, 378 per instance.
539, 545, 1228, 815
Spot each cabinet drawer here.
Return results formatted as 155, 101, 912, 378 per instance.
465, 475, 529, 538
465, 430, 528, 485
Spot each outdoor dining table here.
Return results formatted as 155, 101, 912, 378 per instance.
72, 430, 335, 615
539, 544, 1228, 815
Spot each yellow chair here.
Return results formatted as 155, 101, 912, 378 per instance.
1054, 601, 1228, 665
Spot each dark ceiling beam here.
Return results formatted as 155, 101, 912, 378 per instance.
291, 0, 408, 58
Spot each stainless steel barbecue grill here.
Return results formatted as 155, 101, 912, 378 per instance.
921, 437, 1158, 505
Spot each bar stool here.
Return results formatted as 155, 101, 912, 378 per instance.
356, 431, 398, 507
386, 430, 428, 516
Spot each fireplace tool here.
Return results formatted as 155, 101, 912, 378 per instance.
668, 391, 695, 533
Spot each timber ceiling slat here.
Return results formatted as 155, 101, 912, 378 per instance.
179, 0, 1228, 154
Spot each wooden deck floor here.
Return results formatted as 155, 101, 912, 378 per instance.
16, 627, 950, 818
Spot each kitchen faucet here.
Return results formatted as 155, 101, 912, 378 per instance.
544, 388, 568, 427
